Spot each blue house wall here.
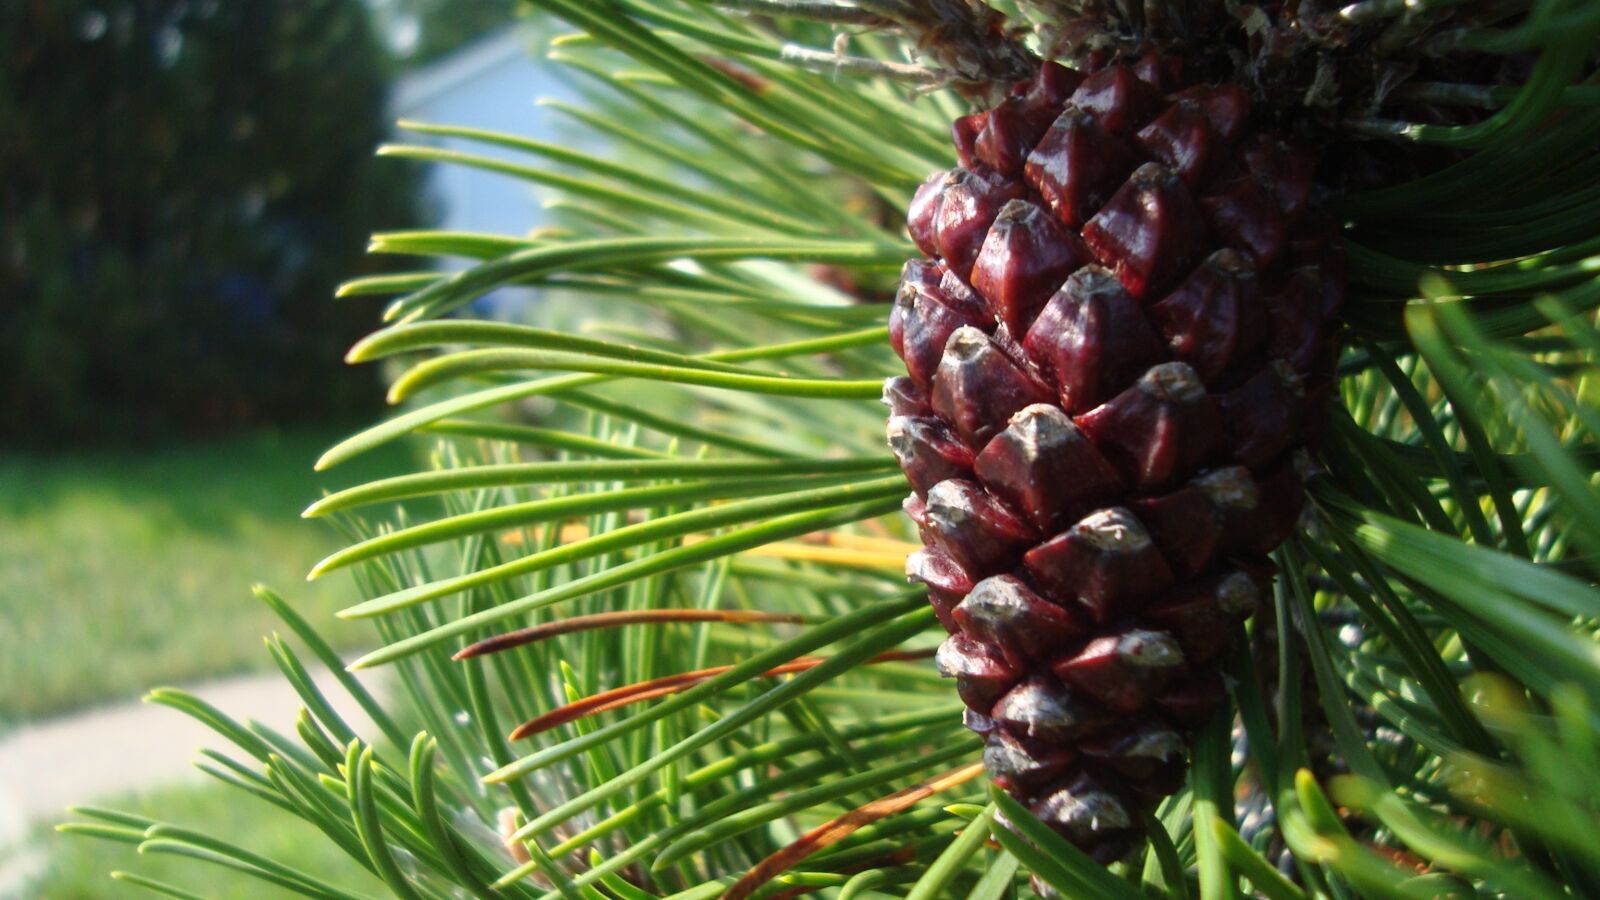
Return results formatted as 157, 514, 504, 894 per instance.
391, 27, 584, 249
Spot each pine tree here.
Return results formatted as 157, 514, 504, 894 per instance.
60, 1, 1600, 897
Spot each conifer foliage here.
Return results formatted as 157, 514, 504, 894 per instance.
59, 1, 1600, 898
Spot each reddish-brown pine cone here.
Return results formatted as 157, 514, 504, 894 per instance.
888, 54, 1343, 860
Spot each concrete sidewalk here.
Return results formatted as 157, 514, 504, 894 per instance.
0, 665, 386, 895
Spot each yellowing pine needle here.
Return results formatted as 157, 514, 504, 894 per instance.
743, 542, 908, 569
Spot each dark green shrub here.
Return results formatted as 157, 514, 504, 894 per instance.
0, 0, 419, 443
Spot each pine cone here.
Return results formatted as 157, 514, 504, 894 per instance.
887, 55, 1343, 860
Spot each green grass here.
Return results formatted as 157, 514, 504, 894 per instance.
32, 781, 389, 899
0, 425, 416, 722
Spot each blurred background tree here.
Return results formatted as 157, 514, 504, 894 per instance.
0, 0, 423, 444
0, 6, 532, 895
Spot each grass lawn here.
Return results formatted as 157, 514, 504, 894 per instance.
0, 425, 417, 722
30, 781, 389, 899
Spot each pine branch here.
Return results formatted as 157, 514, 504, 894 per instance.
715, 0, 895, 27
778, 43, 951, 82
61, 1, 1600, 898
